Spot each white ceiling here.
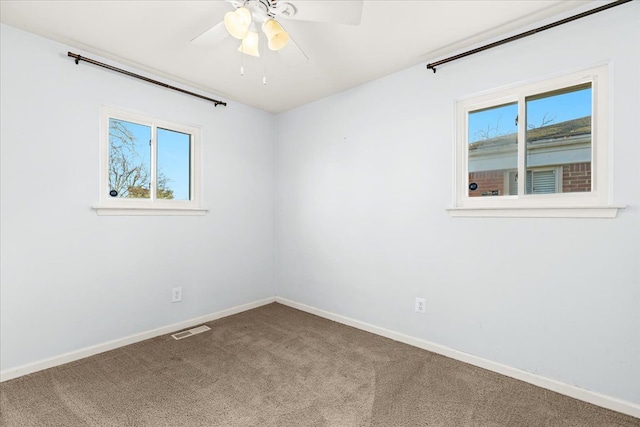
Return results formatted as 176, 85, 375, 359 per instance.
1, 0, 596, 113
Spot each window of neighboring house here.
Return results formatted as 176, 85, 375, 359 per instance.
507, 167, 563, 195
451, 65, 621, 218
95, 107, 205, 215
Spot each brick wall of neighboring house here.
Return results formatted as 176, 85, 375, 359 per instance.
469, 162, 591, 196
562, 162, 591, 192
468, 170, 505, 197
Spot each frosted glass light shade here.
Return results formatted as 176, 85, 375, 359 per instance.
236, 7, 251, 25
262, 19, 290, 51
224, 7, 251, 39
238, 31, 260, 57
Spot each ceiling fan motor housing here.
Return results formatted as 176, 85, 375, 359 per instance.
228, 0, 296, 22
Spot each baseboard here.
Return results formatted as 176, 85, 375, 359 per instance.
0, 297, 276, 383
4, 295, 638, 418
275, 297, 640, 419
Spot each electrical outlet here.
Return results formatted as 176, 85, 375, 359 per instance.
172, 287, 182, 303
415, 297, 426, 314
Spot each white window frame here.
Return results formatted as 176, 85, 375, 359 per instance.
449, 65, 623, 218
94, 106, 206, 216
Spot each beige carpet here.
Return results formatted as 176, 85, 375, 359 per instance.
1, 303, 638, 426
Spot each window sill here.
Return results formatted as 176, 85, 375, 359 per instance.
446, 205, 625, 218
92, 206, 208, 216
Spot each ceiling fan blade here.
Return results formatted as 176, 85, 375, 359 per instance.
277, 34, 309, 67
283, 0, 363, 25
191, 21, 229, 46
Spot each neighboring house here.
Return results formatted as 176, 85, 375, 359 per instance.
468, 116, 591, 196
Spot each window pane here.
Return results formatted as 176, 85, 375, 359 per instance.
108, 118, 151, 199
525, 84, 592, 194
527, 169, 558, 194
157, 128, 191, 201
468, 103, 518, 197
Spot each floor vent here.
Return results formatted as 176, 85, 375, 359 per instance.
171, 325, 211, 340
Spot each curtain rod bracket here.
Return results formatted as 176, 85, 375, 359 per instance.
426, 64, 436, 73
75, 55, 80, 65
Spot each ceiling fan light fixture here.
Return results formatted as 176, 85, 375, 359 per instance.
238, 30, 260, 57
262, 19, 290, 51
224, 7, 252, 39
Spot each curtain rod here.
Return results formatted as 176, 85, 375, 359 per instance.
68, 52, 227, 107
426, 0, 632, 73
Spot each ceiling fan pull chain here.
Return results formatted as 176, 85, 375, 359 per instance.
240, 46, 245, 76
262, 32, 267, 85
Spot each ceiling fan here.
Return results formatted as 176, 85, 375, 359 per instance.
191, 0, 363, 67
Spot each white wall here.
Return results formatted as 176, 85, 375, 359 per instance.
275, 3, 640, 405
0, 24, 275, 371
2, 3, 639, 408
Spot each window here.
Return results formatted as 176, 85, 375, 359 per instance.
507, 168, 562, 196
450, 65, 621, 218
96, 107, 205, 215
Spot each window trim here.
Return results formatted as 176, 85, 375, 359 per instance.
94, 106, 206, 216
451, 65, 623, 218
